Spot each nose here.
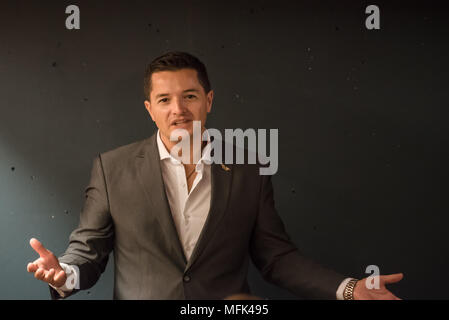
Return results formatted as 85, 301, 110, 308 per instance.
171, 96, 187, 115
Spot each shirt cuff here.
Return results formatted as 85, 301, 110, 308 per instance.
336, 277, 356, 300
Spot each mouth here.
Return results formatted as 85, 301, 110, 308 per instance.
171, 119, 191, 126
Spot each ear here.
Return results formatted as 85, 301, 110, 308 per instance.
206, 90, 214, 113
144, 100, 155, 122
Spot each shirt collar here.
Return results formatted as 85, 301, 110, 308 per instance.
156, 129, 212, 167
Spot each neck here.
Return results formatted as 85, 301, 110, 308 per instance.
160, 128, 207, 164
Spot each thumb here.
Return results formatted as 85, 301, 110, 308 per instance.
30, 238, 51, 258
381, 273, 404, 285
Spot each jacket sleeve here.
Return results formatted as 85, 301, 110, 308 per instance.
249, 174, 347, 299
50, 155, 114, 299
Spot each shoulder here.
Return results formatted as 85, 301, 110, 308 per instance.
99, 136, 152, 165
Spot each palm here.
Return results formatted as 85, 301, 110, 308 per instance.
27, 238, 67, 288
33, 255, 60, 272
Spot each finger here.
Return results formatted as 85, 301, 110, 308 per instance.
388, 292, 402, 300
387, 291, 403, 301
44, 269, 55, 282
54, 270, 65, 283
385, 293, 400, 300
30, 238, 50, 258
380, 273, 404, 284
34, 268, 45, 281
27, 262, 38, 273
53, 270, 66, 287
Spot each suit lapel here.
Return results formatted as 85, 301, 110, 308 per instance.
135, 133, 187, 268
185, 162, 233, 272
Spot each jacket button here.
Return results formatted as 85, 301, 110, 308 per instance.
183, 275, 191, 282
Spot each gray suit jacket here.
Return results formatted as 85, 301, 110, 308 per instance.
50, 132, 347, 299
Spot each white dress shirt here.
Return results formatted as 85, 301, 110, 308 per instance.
156, 129, 212, 261
51, 129, 352, 299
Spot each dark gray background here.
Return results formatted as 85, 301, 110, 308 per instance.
0, 0, 448, 299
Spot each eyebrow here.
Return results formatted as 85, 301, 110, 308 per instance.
155, 93, 169, 100
155, 89, 201, 100
183, 89, 200, 94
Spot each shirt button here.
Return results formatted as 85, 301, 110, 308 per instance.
183, 275, 191, 282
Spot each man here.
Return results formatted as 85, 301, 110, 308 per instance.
27, 51, 403, 300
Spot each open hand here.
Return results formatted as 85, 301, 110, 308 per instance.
27, 238, 67, 288
354, 273, 403, 300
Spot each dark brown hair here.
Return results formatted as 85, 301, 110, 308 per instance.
143, 51, 211, 101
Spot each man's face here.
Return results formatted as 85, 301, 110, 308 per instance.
144, 68, 213, 144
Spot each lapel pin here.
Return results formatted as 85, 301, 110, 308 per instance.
221, 164, 231, 171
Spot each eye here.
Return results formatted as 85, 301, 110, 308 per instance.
185, 94, 196, 99
158, 98, 169, 103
